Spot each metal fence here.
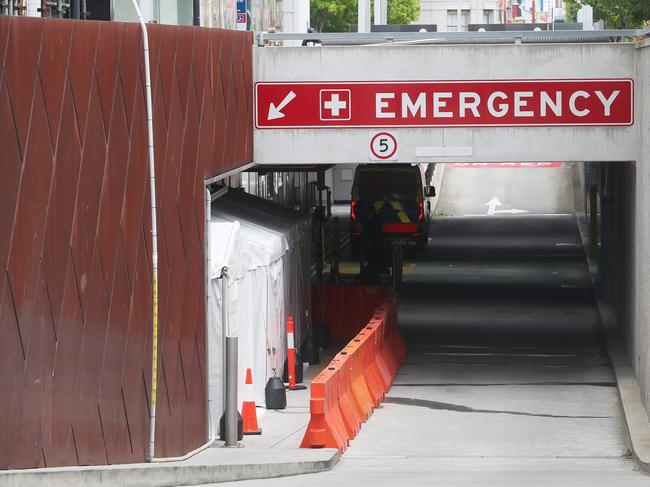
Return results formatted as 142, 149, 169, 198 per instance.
257, 28, 650, 47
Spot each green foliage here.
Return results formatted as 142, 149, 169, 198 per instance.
310, 0, 356, 33
387, 0, 420, 25
563, 0, 649, 28
564, 0, 581, 22
310, 0, 421, 32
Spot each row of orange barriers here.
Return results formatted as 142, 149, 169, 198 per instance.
312, 284, 386, 342
300, 297, 405, 452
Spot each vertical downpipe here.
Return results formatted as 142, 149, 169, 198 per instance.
129, 0, 159, 463
205, 189, 212, 440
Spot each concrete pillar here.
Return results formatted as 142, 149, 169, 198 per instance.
139, 0, 155, 22
577, 5, 594, 30
358, 0, 370, 33
470, 0, 483, 25
25, 0, 40, 16
374, 0, 386, 25
282, 0, 310, 33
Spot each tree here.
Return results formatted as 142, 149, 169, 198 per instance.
311, 0, 356, 33
564, 0, 650, 28
310, 0, 421, 33
387, 0, 420, 25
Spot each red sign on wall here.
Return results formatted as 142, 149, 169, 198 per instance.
255, 79, 633, 129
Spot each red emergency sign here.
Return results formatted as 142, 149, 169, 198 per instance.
255, 79, 633, 129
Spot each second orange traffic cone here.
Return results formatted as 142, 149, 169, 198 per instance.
242, 368, 262, 435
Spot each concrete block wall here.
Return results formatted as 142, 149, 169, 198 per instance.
601, 41, 650, 421
632, 42, 650, 416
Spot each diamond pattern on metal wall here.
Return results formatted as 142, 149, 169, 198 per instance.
0, 16, 253, 469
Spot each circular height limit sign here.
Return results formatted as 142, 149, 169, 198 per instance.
370, 132, 397, 160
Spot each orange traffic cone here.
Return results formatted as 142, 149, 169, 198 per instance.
242, 368, 262, 435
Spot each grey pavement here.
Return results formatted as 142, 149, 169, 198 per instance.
0, 447, 338, 487
214, 163, 649, 486
0, 358, 337, 487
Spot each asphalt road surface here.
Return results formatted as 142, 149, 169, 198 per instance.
213, 162, 648, 486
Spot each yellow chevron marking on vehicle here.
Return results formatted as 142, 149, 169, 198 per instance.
373, 200, 385, 211
390, 201, 411, 223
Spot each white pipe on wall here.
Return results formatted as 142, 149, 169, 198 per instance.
128, 0, 159, 462
205, 188, 213, 440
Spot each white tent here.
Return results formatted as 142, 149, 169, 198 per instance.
207, 190, 311, 438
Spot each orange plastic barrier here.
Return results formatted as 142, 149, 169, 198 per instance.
312, 284, 386, 342
300, 297, 405, 452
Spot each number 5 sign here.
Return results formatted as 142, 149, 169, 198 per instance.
370, 132, 398, 160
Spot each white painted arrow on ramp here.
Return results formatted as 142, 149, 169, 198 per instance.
496, 208, 530, 214
485, 197, 502, 215
484, 197, 529, 216
267, 91, 297, 120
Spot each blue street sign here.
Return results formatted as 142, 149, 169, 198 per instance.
236, 0, 247, 15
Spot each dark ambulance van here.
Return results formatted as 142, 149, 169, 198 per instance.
350, 164, 436, 249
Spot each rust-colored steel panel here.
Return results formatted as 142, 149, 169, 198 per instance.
0, 16, 10, 66
42, 81, 82, 331
68, 20, 100, 139
44, 259, 85, 467
8, 84, 54, 342
97, 80, 130, 290
39, 20, 73, 149
71, 81, 108, 318
192, 29, 209, 107
0, 76, 22, 277
3, 17, 43, 157
11, 275, 56, 469
119, 24, 141, 134
0, 277, 24, 470
175, 28, 195, 118
0, 16, 253, 469
95, 22, 123, 137
99, 247, 134, 465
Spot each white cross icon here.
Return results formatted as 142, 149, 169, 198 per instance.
324, 94, 347, 117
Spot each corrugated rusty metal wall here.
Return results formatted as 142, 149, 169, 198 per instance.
0, 16, 253, 469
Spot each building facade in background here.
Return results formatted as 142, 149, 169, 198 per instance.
417, 0, 566, 31
110, 0, 308, 32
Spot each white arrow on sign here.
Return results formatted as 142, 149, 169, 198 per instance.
484, 197, 529, 216
267, 91, 297, 120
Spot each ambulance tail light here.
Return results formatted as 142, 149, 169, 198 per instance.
351, 200, 357, 220
418, 201, 424, 222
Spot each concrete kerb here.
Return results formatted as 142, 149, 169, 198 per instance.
0, 447, 340, 487
572, 177, 650, 472
596, 304, 650, 473
0, 350, 341, 487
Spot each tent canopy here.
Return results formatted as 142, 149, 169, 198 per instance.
207, 190, 311, 438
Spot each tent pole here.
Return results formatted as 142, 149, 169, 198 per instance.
221, 266, 229, 429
